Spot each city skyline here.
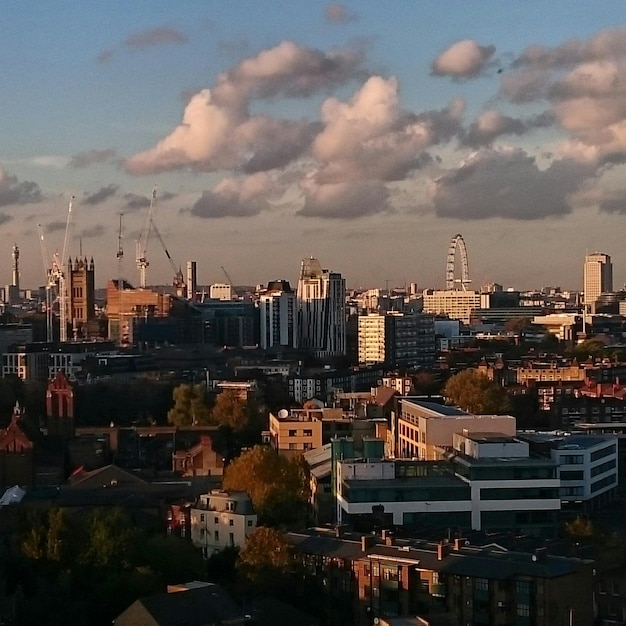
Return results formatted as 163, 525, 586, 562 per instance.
4, 2, 626, 290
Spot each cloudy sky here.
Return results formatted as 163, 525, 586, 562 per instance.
4, 1, 626, 291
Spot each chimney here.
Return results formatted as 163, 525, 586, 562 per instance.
437, 542, 451, 560
381, 530, 395, 546
335, 524, 346, 538
361, 535, 375, 551
454, 537, 467, 551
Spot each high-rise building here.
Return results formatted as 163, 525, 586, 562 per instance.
584, 252, 612, 311
358, 312, 435, 367
259, 280, 297, 349
186, 261, 197, 301
296, 257, 346, 357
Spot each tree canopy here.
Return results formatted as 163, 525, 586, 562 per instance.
222, 445, 310, 527
237, 526, 294, 589
167, 383, 211, 426
443, 369, 511, 414
211, 389, 248, 431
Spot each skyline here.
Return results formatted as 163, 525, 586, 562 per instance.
4, 2, 626, 290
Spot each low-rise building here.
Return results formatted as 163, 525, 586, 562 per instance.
285, 529, 595, 626
393, 398, 517, 460
190, 489, 257, 558
519, 432, 618, 514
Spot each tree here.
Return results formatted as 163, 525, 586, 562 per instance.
237, 526, 293, 591
503, 316, 533, 334
211, 389, 248, 431
443, 369, 511, 414
572, 338, 606, 361
222, 445, 310, 527
167, 383, 211, 426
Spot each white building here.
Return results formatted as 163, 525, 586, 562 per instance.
209, 283, 233, 301
190, 490, 257, 558
519, 432, 618, 513
258, 280, 297, 349
296, 257, 346, 357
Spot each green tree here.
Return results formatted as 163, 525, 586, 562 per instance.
222, 445, 310, 527
167, 383, 211, 426
237, 526, 293, 591
572, 338, 606, 361
80, 508, 136, 568
444, 369, 511, 414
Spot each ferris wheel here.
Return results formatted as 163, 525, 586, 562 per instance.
445, 234, 471, 290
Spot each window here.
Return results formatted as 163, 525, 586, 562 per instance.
214, 531, 219, 541
475, 578, 489, 591
229, 533, 235, 546
289, 429, 297, 437
303, 429, 313, 437
247, 519, 253, 527
516, 604, 530, 617
200, 514, 205, 522
214, 516, 219, 524
229, 519, 234, 526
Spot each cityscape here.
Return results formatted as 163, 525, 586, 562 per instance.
4, 2, 626, 626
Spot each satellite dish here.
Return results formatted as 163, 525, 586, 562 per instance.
374, 619, 380, 625
531, 554, 537, 561
278, 409, 289, 419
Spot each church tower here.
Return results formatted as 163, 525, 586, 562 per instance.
67, 256, 96, 339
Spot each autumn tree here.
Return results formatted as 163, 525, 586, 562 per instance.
222, 445, 310, 527
237, 526, 294, 592
211, 389, 248, 431
444, 369, 511, 414
167, 383, 211, 426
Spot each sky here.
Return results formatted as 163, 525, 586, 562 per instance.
4, 1, 626, 292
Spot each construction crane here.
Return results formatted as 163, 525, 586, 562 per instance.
135, 187, 156, 288
135, 186, 185, 295
220, 266, 237, 298
37, 196, 74, 342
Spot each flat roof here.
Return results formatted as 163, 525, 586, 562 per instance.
519, 432, 615, 449
462, 432, 520, 444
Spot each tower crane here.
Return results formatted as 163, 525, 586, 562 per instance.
135, 186, 185, 295
135, 187, 156, 288
221, 266, 237, 298
37, 195, 74, 342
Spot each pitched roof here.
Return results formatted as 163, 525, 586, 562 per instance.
114, 583, 247, 626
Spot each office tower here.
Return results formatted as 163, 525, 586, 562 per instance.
186, 261, 197, 301
296, 257, 346, 357
259, 280, 297, 349
584, 252, 612, 311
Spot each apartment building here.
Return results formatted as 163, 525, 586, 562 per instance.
190, 489, 257, 557
285, 529, 594, 626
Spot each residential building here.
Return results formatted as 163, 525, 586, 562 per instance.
357, 312, 435, 368
393, 398, 516, 460
584, 252, 612, 311
190, 489, 257, 558
296, 257, 346, 357
285, 529, 594, 626
258, 279, 297, 349
269, 405, 353, 455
